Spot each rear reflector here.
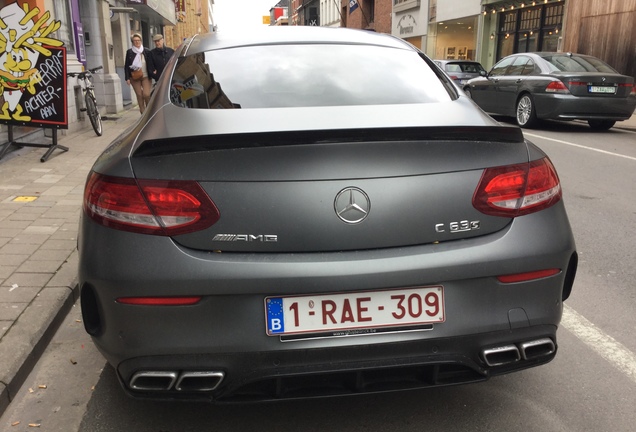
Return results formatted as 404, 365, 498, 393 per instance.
83, 172, 220, 235
117, 296, 202, 306
497, 269, 561, 283
473, 157, 562, 217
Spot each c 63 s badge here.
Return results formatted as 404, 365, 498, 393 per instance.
435, 220, 480, 233
213, 234, 278, 242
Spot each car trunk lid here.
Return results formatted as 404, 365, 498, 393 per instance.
555, 72, 634, 98
130, 126, 528, 252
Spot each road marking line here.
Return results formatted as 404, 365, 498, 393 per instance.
562, 305, 636, 383
525, 133, 636, 162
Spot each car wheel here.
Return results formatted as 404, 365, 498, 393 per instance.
588, 120, 616, 131
464, 87, 472, 98
516, 94, 538, 128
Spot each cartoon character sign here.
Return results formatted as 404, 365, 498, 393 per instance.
0, 2, 62, 122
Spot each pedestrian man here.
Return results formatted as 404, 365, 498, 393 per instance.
148, 34, 175, 82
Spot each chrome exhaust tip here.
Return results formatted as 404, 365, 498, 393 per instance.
175, 371, 225, 392
130, 371, 178, 391
520, 338, 555, 360
482, 344, 521, 367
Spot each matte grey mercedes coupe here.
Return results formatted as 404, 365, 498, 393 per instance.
78, 27, 577, 402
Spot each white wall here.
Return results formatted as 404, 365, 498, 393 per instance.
436, 0, 481, 22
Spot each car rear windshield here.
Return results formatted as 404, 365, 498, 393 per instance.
170, 44, 453, 109
541, 54, 618, 73
446, 62, 485, 73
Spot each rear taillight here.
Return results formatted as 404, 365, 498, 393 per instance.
83, 172, 220, 235
619, 82, 636, 95
473, 157, 562, 217
545, 81, 570, 94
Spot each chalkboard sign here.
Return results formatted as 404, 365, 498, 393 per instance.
0, 46, 68, 129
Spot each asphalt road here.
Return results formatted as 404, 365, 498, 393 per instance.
1, 120, 635, 432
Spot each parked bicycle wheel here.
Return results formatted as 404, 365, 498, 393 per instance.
85, 93, 102, 136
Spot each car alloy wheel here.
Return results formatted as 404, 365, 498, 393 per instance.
516, 94, 537, 128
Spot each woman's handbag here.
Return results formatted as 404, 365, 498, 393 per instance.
130, 69, 143, 81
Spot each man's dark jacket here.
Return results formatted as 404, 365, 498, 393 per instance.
147, 46, 175, 81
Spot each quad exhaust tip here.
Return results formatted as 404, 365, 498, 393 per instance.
130, 370, 225, 392
130, 371, 178, 391
482, 344, 521, 367
482, 338, 555, 367
175, 371, 225, 392
520, 338, 555, 360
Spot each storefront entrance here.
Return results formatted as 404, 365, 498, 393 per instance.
495, 2, 563, 61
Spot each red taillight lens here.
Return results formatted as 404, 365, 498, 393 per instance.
619, 82, 636, 95
473, 157, 562, 217
116, 296, 202, 305
83, 172, 220, 235
545, 81, 570, 94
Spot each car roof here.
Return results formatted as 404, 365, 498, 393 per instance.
183, 27, 414, 55
505, 52, 597, 59
434, 60, 482, 64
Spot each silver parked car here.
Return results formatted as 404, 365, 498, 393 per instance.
464, 52, 636, 130
79, 27, 577, 402
434, 59, 486, 86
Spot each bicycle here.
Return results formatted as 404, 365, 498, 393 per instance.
67, 66, 103, 136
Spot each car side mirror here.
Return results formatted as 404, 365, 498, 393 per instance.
480, 70, 488, 77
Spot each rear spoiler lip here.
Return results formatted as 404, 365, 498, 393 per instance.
133, 125, 524, 158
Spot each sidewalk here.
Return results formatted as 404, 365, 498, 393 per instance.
0, 107, 141, 417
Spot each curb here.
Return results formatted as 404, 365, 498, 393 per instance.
0, 252, 79, 417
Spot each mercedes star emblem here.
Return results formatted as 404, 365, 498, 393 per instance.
334, 187, 370, 224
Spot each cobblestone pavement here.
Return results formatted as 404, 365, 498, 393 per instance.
0, 108, 140, 417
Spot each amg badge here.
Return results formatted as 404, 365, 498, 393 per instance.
213, 234, 278, 242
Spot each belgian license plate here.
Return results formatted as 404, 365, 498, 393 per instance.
265, 286, 445, 337
589, 86, 616, 94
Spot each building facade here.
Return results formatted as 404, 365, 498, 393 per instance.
283, 0, 636, 86
0, 0, 205, 136
320, 0, 341, 27
340, 0, 392, 33
561, 0, 636, 79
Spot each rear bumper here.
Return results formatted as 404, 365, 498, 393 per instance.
78, 202, 577, 400
534, 93, 636, 121
113, 326, 558, 402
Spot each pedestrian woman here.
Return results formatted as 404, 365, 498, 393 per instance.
124, 33, 152, 114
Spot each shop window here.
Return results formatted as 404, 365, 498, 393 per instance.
53, 1, 75, 56
542, 30, 560, 52
394, 0, 420, 13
